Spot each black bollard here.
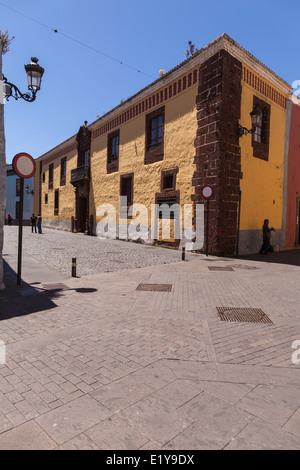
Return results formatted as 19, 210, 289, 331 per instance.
72, 258, 77, 277
182, 247, 185, 261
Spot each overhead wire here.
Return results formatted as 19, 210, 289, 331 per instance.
0, 1, 200, 115
0, 1, 156, 79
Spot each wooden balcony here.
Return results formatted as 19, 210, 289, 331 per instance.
71, 165, 90, 185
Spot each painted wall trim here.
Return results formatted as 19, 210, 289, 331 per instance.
281, 98, 292, 250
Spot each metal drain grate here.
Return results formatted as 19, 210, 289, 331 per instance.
228, 264, 259, 271
208, 266, 235, 271
136, 283, 172, 292
217, 307, 273, 324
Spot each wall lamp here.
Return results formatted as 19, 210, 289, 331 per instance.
25, 184, 34, 195
237, 108, 260, 138
2, 57, 44, 102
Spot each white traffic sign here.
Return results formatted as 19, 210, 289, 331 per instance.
201, 185, 214, 199
13, 152, 36, 179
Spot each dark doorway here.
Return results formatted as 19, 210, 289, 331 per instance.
78, 197, 87, 233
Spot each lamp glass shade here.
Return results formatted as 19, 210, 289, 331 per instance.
250, 108, 261, 127
25, 58, 44, 92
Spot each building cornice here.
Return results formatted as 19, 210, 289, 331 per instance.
89, 34, 291, 133
37, 33, 292, 161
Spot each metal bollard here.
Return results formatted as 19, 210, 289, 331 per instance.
182, 247, 185, 261
72, 258, 77, 277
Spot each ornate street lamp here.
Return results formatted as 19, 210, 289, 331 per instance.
2, 57, 44, 102
25, 184, 34, 195
237, 108, 260, 138
0, 54, 44, 289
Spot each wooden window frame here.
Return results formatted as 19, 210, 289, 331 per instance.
145, 106, 165, 164
107, 130, 120, 174
156, 196, 180, 220
161, 168, 178, 192
252, 96, 271, 162
49, 163, 54, 190
120, 173, 134, 219
60, 157, 67, 186
154, 190, 181, 246
15, 201, 20, 220
16, 179, 20, 197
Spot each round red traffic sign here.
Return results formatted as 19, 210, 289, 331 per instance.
201, 185, 214, 199
13, 153, 36, 179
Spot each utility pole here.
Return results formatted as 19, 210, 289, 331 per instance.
0, 44, 6, 290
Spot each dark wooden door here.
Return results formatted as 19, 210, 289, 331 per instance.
78, 197, 87, 233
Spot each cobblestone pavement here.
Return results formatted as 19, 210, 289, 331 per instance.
0, 228, 300, 450
3, 226, 192, 277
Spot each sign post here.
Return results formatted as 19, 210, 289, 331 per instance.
12, 153, 36, 286
201, 185, 214, 257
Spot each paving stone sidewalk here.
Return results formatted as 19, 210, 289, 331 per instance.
0, 228, 300, 450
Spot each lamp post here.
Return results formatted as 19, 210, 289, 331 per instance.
0, 53, 44, 290
0, 46, 5, 290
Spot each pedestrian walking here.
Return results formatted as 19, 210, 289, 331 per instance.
259, 219, 275, 255
7, 214, 12, 226
30, 213, 37, 233
37, 214, 42, 234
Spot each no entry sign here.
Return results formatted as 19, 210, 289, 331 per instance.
13, 153, 36, 179
201, 185, 213, 257
201, 185, 214, 199
12, 153, 36, 286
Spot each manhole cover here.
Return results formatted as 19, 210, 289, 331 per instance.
208, 266, 234, 271
217, 307, 273, 324
136, 284, 172, 292
229, 264, 259, 270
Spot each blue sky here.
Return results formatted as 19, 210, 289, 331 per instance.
1, 0, 299, 163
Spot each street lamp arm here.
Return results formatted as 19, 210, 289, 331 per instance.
237, 123, 256, 138
2, 73, 37, 102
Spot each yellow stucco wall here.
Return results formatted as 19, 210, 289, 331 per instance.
38, 147, 77, 222
35, 58, 289, 250
239, 66, 287, 231
91, 81, 198, 229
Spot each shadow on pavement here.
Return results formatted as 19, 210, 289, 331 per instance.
0, 260, 97, 321
234, 248, 300, 267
